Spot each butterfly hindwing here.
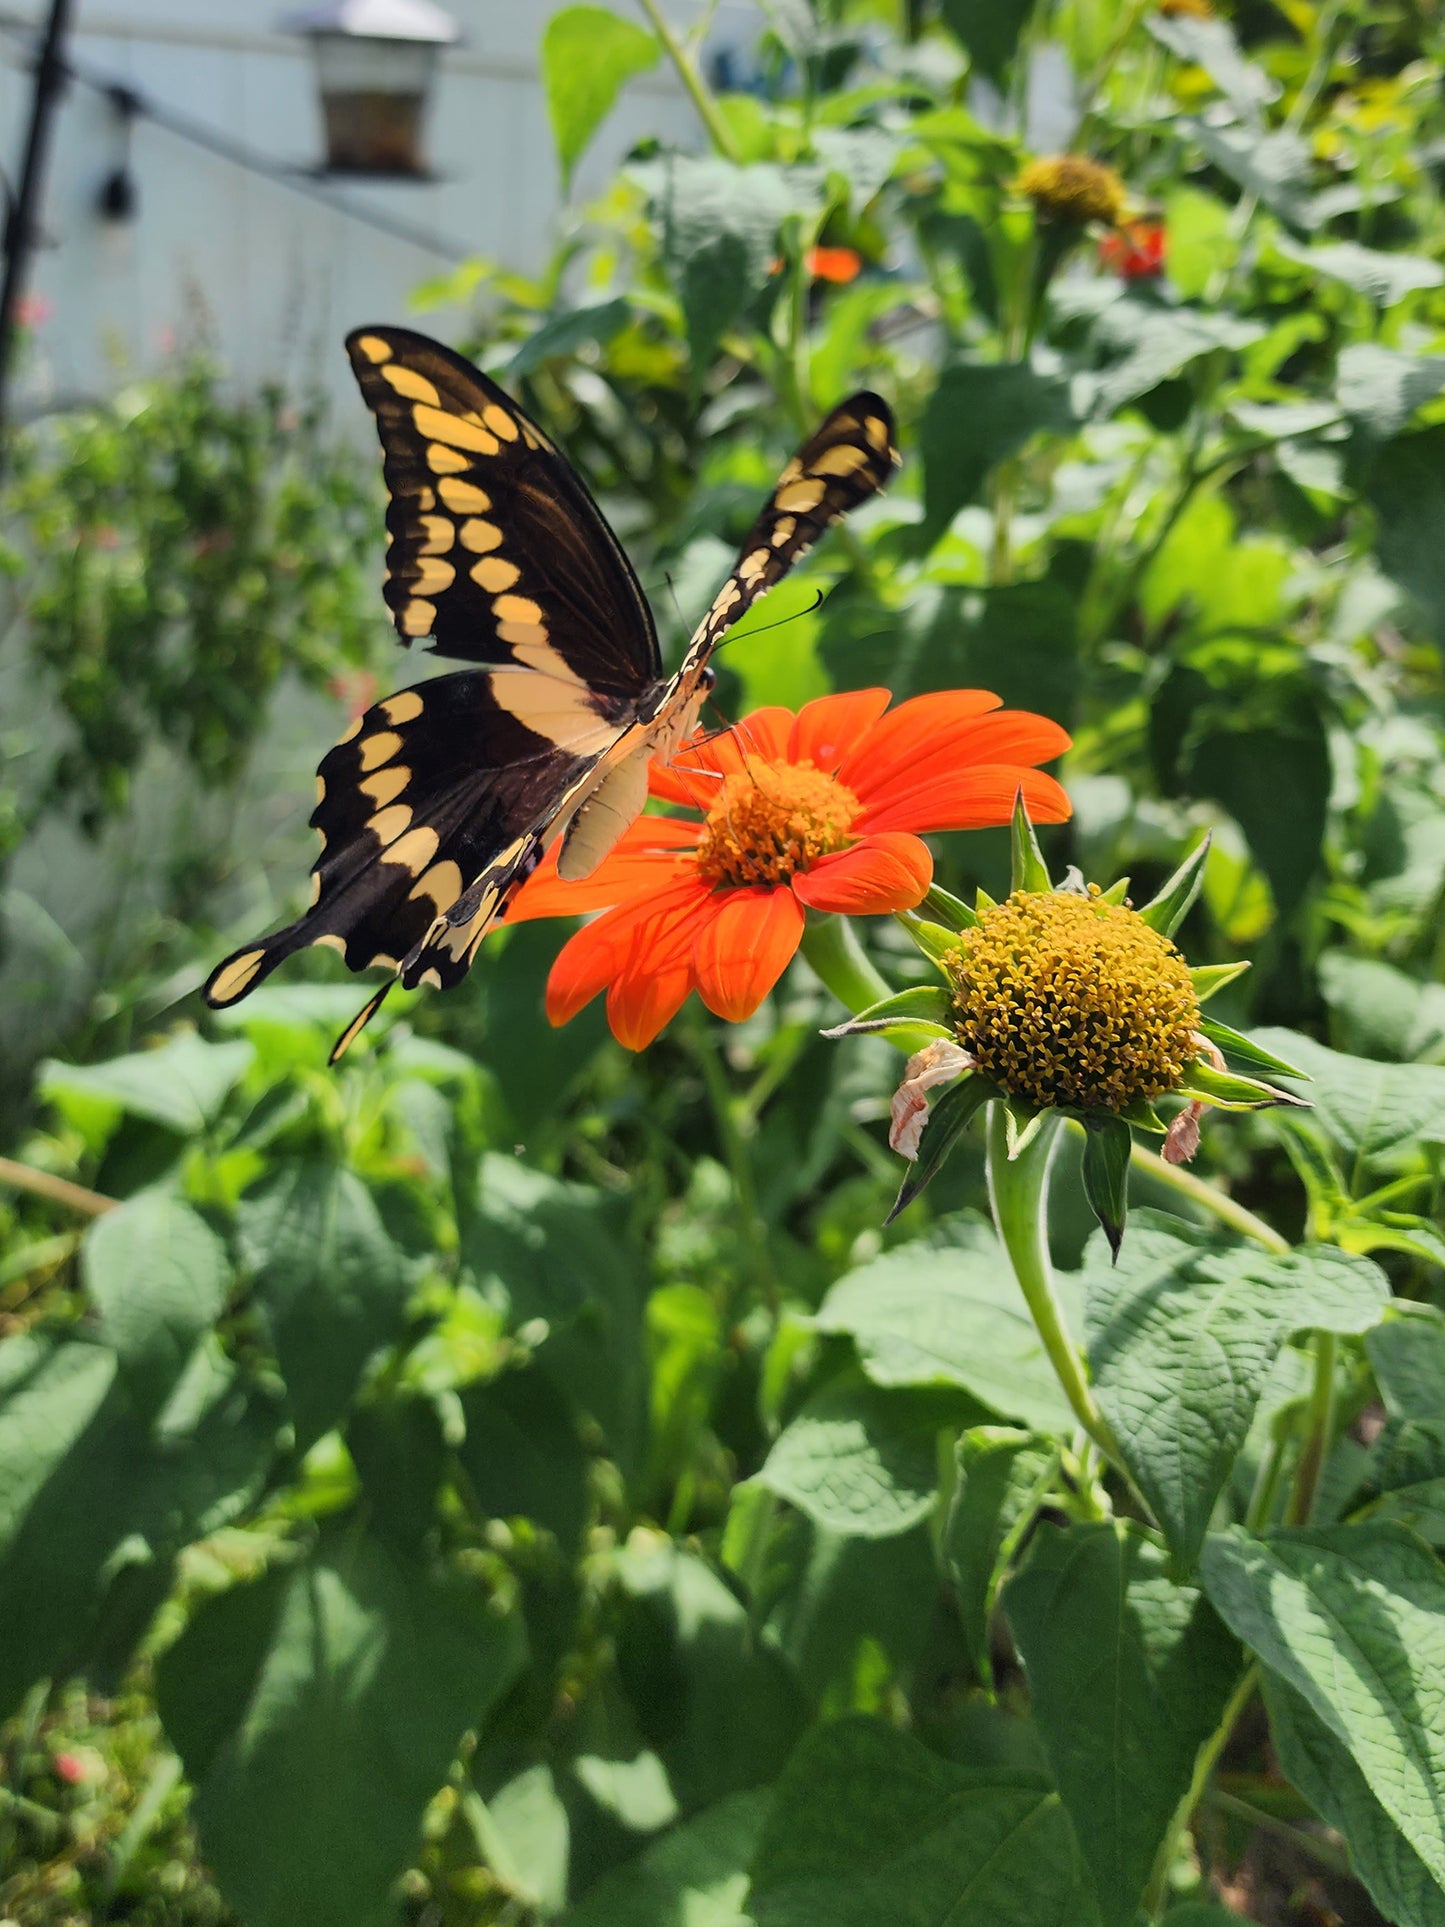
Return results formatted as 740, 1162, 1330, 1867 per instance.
347, 326, 662, 691
677, 390, 899, 679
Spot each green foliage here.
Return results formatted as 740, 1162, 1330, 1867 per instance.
5, 0, 1445, 1921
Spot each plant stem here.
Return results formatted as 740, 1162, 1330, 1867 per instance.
1286, 1331, 1337, 1526
0, 1155, 117, 1218
1126, 1140, 1290, 1254
1206, 1788, 1352, 1879
687, 1009, 777, 1308
799, 911, 892, 1010
1144, 1663, 1261, 1917
636, 0, 742, 162
985, 1107, 1130, 1481
1245, 1429, 1287, 1533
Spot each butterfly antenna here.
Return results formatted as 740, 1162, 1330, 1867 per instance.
707, 586, 825, 654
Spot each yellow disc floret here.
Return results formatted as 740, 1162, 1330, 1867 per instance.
947, 888, 1201, 1113
695, 757, 860, 889
1015, 155, 1128, 227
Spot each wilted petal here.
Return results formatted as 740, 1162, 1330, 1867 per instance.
889, 1039, 975, 1159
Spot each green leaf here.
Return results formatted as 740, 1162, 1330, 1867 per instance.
542, 6, 659, 192
816, 1219, 1075, 1431
1354, 1417, 1445, 1545
1138, 836, 1210, 936
1264, 1675, 1445, 1927
569, 1790, 767, 1927
1273, 235, 1444, 307
1081, 1114, 1131, 1260
1004, 1522, 1244, 1927
1368, 1306, 1445, 1420
1251, 1029, 1445, 1175
1196, 1019, 1309, 1082
1162, 1909, 1253, 1926
895, 911, 965, 968
938, 0, 1036, 84
945, 1427, 1059, 1686
1147, 12, 1278, 118
1175, 1058, 1301, 1111
40, 1033, 253, 1136
923, 884, 978, 931
748, 1716, 1101, 1927
612, 1541, 806, 1812
1084, 1214, 1389, 1567
759, 1376, 972, 1537
238, 1158, 410, 1451
1318, 953, 1445, 1063
1085, 302, 1263, 419
920, 359, 1074, 541
1195, 714, 1331, 920
1336, 344, 1445, 439
659, 159, 818, 386
1182, 119, 1312, 221
82, 1191, 230, 1417
1189, 961, 1250, 1004
1200, 1523, 1445, 1896
1010, 789, 1052, 894
458, 1367, 589, 1552
0, 1335, 276, 1719
887, 1074, 992, 1223
821, 985, 952, 1039
157, 1527, 526, 1927
507, 297, 631, 378
1364, 424, 1445, 649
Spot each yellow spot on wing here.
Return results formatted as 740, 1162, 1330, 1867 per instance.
482, 404, 520, 442
426, 444, 470, 475
472, 555, 520, 592
460, 518, 502, 553
413, 404, 501, 454
494, 594, 544, 625
811, 442, 870, 477
338, 715, 363, 746
409, 859, 463, 910
368, 804, 413, 844
386, 825, 441, 873
355, 334, 392, 363
360, 731, 403, 771
381, 363, 440, 405
208, 947, 267, 1004
413, 556, 456, 595
771, 515, 797, 547
317, 933, 348, 954
776, 477, 827, 513
418, 514, 454, 555
438, 477, 491, 512
361, 765, 410, 805
382, 690, 424, 724
402, 599, 436, 637
863, 414, 891, 452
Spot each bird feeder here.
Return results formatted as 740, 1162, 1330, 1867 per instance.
281, 0, 459, 177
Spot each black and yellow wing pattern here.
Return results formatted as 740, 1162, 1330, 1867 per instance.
204, 326, 897, 1057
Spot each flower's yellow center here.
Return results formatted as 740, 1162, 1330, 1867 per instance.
1015, 155, 1127, 227
947, 888, 1201, 1113
694, 756, 860, 889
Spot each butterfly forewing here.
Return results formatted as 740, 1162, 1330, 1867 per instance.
676, 390, 898, 681
205, 334, 899, 1056
346, 326, 662, 691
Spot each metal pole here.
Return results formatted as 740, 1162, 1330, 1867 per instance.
0, 0, 76, 480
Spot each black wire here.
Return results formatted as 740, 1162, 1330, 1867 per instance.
0, 17, 475, 263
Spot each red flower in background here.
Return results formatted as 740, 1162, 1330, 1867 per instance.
509, 689, 1072, 1049
806, 246, 863, 284
1099, 219, 1167, 280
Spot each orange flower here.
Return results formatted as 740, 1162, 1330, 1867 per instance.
1099, 218, 1167, 280
509, 689, 1071, 1050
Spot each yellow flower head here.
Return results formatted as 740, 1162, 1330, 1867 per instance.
1157, 0, 1214, 18
946, 887, 1201, 1113
1015, 155, 1127, 227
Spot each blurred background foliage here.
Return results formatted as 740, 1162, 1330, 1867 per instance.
2, 0, 1444, 1921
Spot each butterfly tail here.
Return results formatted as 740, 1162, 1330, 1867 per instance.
203, 921, 315, 1008
328, 980, 396, 1064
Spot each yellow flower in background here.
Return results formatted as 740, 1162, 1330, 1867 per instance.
1015, 155, 1127, 226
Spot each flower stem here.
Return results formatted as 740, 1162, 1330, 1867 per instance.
985, 1106, 1131, 1483
1143, 1662, 1261, 1917
799, 911, 892, 1010
687, 1010, 777, 1309
0, 1155, 116, 1218
635, 0, 742, 162
1285, 1330, 1337, 1527
1125, 1139, 1290, 1254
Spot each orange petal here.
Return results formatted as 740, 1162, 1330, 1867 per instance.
791, 832, 933, 914
693, 886, 805, 1021
787, 689, 892, 772
651, 706, 794, 803
837, 689, 1003, 794
858, 765, 1072, 835
508, 817, 700, 923
544, 877, 708, 1026
606, 888, 717, 1049
858, 711, 1072, 816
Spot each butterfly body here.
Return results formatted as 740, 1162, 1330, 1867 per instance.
204, 327, 897, 1054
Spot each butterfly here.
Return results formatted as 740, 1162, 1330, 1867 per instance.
204, 326, 898, 1059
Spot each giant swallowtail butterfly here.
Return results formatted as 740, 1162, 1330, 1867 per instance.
204, 326, 898, 1058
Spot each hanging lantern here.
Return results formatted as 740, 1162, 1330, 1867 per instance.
281, 0, 460, 178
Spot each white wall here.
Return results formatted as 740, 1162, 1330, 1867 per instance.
1, 0, 764, 410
